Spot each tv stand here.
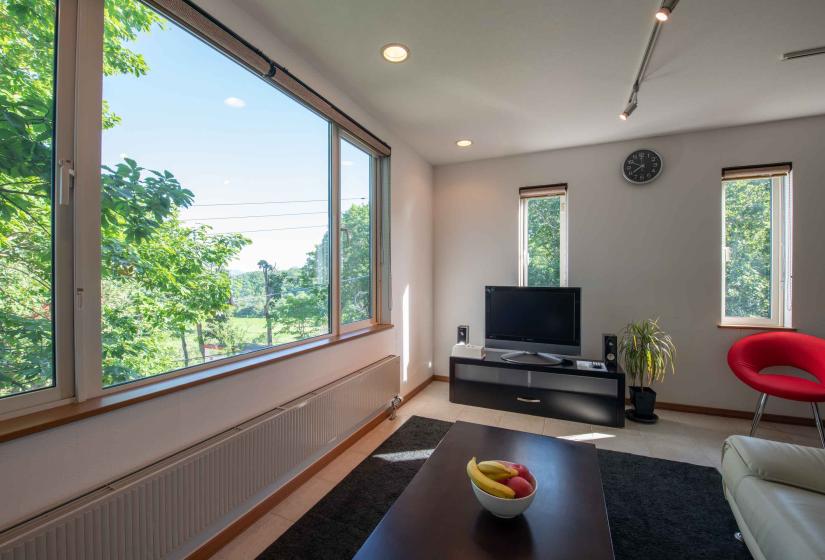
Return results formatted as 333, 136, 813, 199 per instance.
449, 350, 625, 427
500, 351, 565, 366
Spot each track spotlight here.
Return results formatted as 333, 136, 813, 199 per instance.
656, 0, 679, 22
619, 100, 637, 121
619, 0, 678, 121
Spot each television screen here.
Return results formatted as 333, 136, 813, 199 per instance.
485, 286, 580, 349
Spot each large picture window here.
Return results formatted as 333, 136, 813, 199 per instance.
721, 164, 792, 328
519, 184, 568, 287
0, 0, 388, 414
100, 0, 332, 385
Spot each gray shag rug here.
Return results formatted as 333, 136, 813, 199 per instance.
257, 416, 751, 560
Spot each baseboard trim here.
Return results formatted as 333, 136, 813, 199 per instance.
402, 375, 434, 401
189, 375, 433, 559
433, 375, 449, 382
626, 398, 815, 427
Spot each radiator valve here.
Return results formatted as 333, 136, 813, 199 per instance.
390, 395, 402, 419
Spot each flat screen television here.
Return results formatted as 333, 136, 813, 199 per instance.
485, 286, 581, 358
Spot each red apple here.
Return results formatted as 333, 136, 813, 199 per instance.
505, 476, 534, 498
511, 463, 532, 480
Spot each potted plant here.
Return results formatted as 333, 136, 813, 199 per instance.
619, 318, 676, 423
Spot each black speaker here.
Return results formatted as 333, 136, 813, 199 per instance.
457, 325, 469, 344
603, 334, 618, 368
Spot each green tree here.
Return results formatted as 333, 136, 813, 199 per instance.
340, 203, 372, 322
230, 270, 265, 316
256, 259, 287, 346
274, 290, 326, 339
272, 229, 332, 339
270, 203, 372, 340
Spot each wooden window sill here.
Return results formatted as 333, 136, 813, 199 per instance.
717, 323, 797, 331
0, 323, 393, 444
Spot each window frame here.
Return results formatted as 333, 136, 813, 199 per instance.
720, 164, 792, 329
0, 0, 78, 417
518, 184, 568, 288
0, 0, 390, 416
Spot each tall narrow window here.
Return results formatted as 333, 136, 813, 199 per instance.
339, 137, 375, 325
519, 185, 568, 287
99, 0, 331, 387
0, 1, 58, 398
721, 164, 792, 327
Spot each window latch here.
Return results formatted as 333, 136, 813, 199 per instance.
58, 159, 75, 206
723, 246, 732, 263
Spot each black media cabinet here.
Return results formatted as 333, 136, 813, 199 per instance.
449, 351, 626, 427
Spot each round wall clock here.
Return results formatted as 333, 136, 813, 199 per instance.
622, 149, 663, 184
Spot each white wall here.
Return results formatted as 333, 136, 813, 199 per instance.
434, 115, 825, 417
0, 0, 433, 530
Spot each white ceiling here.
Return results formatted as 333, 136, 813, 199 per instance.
234, 0, 825, 165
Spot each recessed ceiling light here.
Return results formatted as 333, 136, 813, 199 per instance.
381, 43, 409, 63
456, 139, 473, 147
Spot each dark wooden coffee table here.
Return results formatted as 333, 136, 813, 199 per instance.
353, 421, 614, 560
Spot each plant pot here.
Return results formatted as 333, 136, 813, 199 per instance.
628, 386, 658, 421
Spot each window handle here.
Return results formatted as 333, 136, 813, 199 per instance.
58, 159, 75, 206
517, 397, 541, 403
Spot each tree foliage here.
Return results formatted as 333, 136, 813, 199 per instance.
1, 0, 61, 394
525, 196, 561, 286
340, 203, 372, 322
724, 179, 772, 318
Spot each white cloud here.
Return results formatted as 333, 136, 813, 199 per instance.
223, 97, 246, 108
341, 160, 354, 167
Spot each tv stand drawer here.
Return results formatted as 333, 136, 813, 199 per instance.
454, 364, 617, 396
449, 355, 625, 427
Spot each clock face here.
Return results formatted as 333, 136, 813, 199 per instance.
622, 149, 663, 184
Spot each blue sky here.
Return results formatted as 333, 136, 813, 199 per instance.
102, 10, 369, 271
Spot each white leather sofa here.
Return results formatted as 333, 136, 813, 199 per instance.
722, 435, 825, 560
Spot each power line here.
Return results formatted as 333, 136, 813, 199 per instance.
192, 197, 365, 208
182, 211, 328, 222
211, 224, 328, 235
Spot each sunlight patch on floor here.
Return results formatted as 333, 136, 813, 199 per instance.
559, 432, 615, 442
372, 449, 435, 462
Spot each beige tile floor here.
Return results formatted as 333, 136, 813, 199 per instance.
213, 380, 822, 559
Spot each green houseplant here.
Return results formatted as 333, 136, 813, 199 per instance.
619, 318, 676, 423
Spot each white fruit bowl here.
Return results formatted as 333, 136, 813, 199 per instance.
470, 461, 537, 519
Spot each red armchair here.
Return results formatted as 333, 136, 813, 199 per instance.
728, 331, 825, 447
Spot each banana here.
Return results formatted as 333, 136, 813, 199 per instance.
477, 460, 518, 480
467, 457, 515, 499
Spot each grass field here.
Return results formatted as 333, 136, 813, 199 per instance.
128, 315, 327, 383
174, 316, 323, 361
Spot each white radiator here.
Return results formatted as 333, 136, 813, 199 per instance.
0, 356, 400, 560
